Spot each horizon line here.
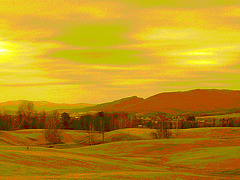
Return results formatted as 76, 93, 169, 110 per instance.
0, 88, 239, 105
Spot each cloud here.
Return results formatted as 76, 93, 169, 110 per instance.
48, 21, 131, 47
125, 6, 240, 70
0, 0, 239, 103
0, 0, 125, 42
122, 0, 240, 8
0, 0, 124, 20
43, 48, 147, 65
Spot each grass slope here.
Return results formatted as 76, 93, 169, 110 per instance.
0, 127, 239, 179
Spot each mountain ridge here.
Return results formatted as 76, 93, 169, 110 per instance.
72, 89, 240, 114
1, 89, 240, 114
128, 89, 240, 113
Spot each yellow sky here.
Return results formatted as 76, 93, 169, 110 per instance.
0, 0, 239, 103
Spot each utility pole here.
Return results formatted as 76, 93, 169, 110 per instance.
88, 118, 93, 146
89, 122, 92, 146
102, 120, 105, 144
98, 111, 104, 144
176, 116, 179, 137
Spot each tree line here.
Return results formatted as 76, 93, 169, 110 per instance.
0, 101, 139, 131
142, 115, 240, 129
0, 101, 240, 132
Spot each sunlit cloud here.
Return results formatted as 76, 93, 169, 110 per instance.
222, 6, 240, 17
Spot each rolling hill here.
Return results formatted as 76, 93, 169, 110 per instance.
72, 89, 240, 114
0, 100, 94, 113
0, 128, 239, 179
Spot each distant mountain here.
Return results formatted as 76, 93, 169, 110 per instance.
1, 89, 240, 115
125, 89, 240, 114
73, 89, 240, 114
0, 100, 94, 112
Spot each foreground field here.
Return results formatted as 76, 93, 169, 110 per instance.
0, 127, 239, 179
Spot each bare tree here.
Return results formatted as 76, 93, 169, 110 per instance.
39, 110, 47, 129
44, 110, 62, 145
17, 101, 35, 129
152, 115, 172, 139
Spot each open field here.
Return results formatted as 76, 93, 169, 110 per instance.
195, 113, 240, 127
0, 127, 239, 179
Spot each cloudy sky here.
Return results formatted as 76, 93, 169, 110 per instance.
0, 0, 239, 104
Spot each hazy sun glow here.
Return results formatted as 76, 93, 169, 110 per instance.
0, 49, 7, 53
0, 0, 239, 103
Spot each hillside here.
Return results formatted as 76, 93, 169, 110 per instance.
71, 96, 144, 113
125, 89, 240, 114
0, 100, 94, 113
73, 89, 240, 114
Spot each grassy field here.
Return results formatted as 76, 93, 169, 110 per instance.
0, 127, 239, 179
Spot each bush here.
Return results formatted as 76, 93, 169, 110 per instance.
151, 128, 172, 139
